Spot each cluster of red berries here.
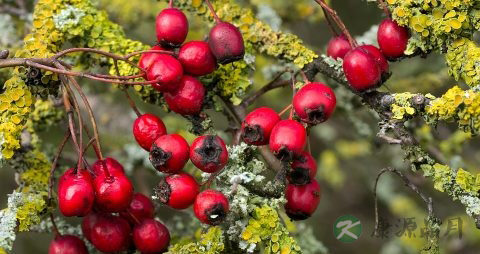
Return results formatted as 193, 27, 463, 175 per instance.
327, 18, 410, 92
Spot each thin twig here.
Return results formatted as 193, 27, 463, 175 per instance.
240, 71, 290, 107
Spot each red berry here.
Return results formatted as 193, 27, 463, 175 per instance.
343, 48, 381, 92
358, 44, 389, 73
149, 134, 190, 173
156, 8, 188, 47
49, 235, 88, 254
269, 120, 307, 161
146, 54, 183, 92
285, 179, 321, 220
287, 152, 317, 185
81, 211, 102, 242
156, 173, 199, 209
208, 22, 245, 64
93, 173, 134, 213
194, 190, 229, 225
178, 41, 217, 76
241, 107, 281, 146
326, 35, 352, 60
133, 113, 167, 151
138, 45, 165, 75
133, 218, 170, 253
190, 135, 228, 173
164, 76, 205, 115
378, 19, 410, 59
120, 193, 155, 224
90, 213, 131, 253
58, 168, 94, 217
92, 157, 125, 177
293, 83, 336, 125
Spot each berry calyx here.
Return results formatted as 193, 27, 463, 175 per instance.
326, 35, 352, 60
343, 47, 381, 92
58, 168, 94, 217
164, 75, 205, 115
269, 120, 307, 161
49, 235, 88, 254
90, 213, 131, 253
120, 193, 155, 224
146, 54, 183, 92
138, 45, 165, 75
241, 107, 281, 146
377, 19, 410, 60
93, 173, 134, 213
194, 190, 229, 225
149, 134, 190, 174
293, 83, 336, 125
190, 135, 228, 173
358, 44, 389, 73
133, 218, 170, 253
287, 152, 318, 185
285, 179, 321, 220
178, 41, 217, 76
156, 173, 199, 209
208, 22, 245, 64
156, 8, 189, 47
132, 113, 167, 151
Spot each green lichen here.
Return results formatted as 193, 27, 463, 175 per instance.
167, 227, 225, 254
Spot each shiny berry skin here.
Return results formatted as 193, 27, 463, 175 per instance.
133, 113, 167, 151
149, 134, 190, 173
358, 45, 389, 73
156, 173, 199, 209
378, 19, 410, 59
269, 120, 307, 161
58, 168, 94, 217
285, 179, 321, 220
93, 173, 134, 213
293, 83, 336, 125
326, 35, 352, 60
241, 107, 281, 146
90, 213, 131, 253
138, 45, 165, 74
164, 76, 205, 115
178, 41, 217, 76
194, 190, 229, 225
133, 218, 170, 253
146, 54, 183, 92
92, 157, 125, 177
49, 235, 88, 254
190, 135, 228, 173
120, 193, 155, 224
156, 8, 189, 47
81, 211, 102, 242
343, 48, 381, 92
208, 22, 245, 64
287, 152, 318, 185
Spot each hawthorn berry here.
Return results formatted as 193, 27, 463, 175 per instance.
190, 135, 228, 173
241, 107, 281, 146
208, 22, 245, 64
81, 211, 102, 243
326, 35, 352, 60
194, 190, 229, 225
287, 152, 318, 185
156, 8, 189, 47
178, 41, 217, 76
285, 179, 321, 220
120, 193, 155, 224
49, 235, 88, 254
156, 173, 199, 209
343, 47, 381, 92
164, 75, 205, 115
378, 19, 410, 59
93, 173, 134, 213
293, 83, 336, 125
133, 218, 170, 253
269, 120, 307, 161
58, 168, 94, 217
358, 44, 389, 74
90, 213, 131, 253
146, 54, 183, 92
138, 45, 165, 75
133, 113, 167, 151
92, 157, 125, 177
150, 134, 190, 173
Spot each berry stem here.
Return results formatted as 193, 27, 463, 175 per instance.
300, 70, 309, 83
204, 0, 221, 23
278, 104, 292, 117
123, 89, 142, 117
314, 0, 357, 48
50, 214, 61, 237
168, 0, 173, 8
377, 0, 391, 17
320, 3, 338, 36
48, 130, 71, 202
126, 210, 141, 225
62, 86, 80, 157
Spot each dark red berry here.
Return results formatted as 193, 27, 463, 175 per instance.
138, 45, 165, 75
156, 8, 189, 47
293, 83, 336, 125
208, 22, 245, 64
358, 45, 389, 73
92, 157, 125, 177
194, 190, 229, 225
190, 135, 228, 173
90, 213, 131, 253
120, 193, 155, 224
156, 173, 199, 209
146, 54, 183, 92
269, 120, 307, 161
287, 152, 317, 185
58, 168, 94, 217
133, 113, 167, 151
378, 19, 410, 59
49, 235, 88, 254
241, 107, 281, 146
93, 173, 134, 213
343, 48, 381, 92
149, 134, 190, 174
326, 35, 352, 60
178, 41, 217, 76
164, 75, 205, 115
81, 211, 102, 243
285, 179, 321, 220
133, 218, 170, 253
